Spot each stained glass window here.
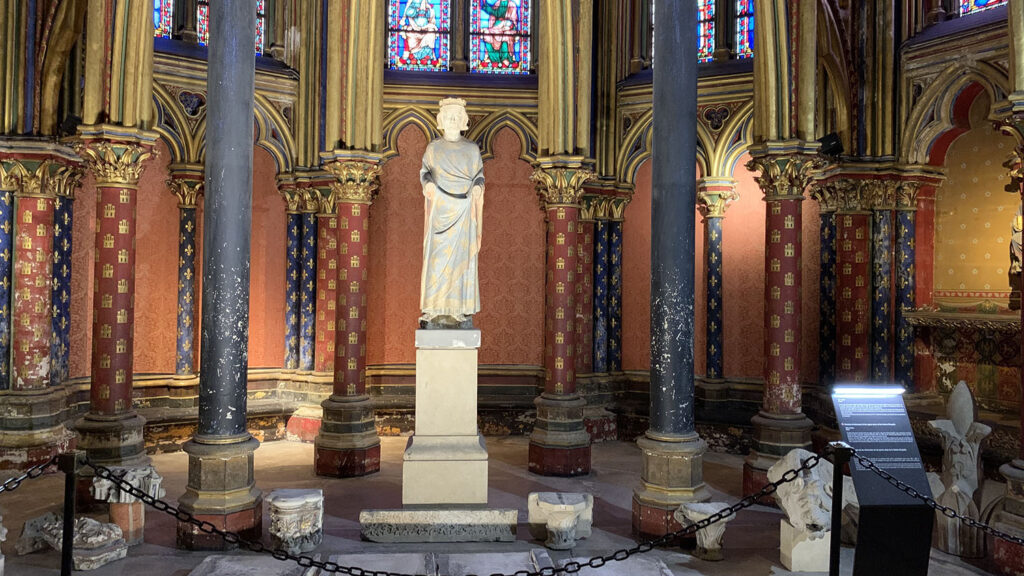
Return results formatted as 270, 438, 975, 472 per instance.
960, 0, 1007, 15
470, 0, 531, 74
697, 0, 715, 63
154, 0, 174, 38
196, 0, 266, 54
735, 0, 754, 59
388, 0, 452, 71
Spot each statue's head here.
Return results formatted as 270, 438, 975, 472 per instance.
437, 98, 469, 140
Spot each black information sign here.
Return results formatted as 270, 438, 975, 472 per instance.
833, 390, 933, 576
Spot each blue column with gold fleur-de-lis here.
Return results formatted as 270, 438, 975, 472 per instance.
169, 167, 204, 376
697, 178, 736, 381
0, 186, 11, 388
592, 217, 609, 373
871, 205, 893, 381
819, 209, 837, 386
894, 183, 919, 389
49, 171, 78, 387
299, 189, 318, 372
607, 211, 624, 372
282, 181, 302, 371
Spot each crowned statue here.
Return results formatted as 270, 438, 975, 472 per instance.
419, 98, 485, 329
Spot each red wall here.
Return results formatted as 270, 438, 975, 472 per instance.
248, 146, 286, 368
367, 125, 545, 366
69, 163, 96, 379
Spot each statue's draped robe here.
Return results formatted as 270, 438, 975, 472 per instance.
420, 136, 485, 321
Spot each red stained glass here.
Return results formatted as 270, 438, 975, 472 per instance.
388, 0, 452, 71
469, 0, 531, 74
154, 0, 174, 38
697, 0, 715, 63
736, 0, 754, 59
197, 0, 265, 55
960, 0, 1007, 15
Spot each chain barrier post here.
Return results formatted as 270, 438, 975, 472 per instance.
58, 451, 83, 576
828, 441, 853, 576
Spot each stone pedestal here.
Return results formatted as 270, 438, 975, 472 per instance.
632, 434, 710, 539
267, 489, 323, 554
403, 330, 488, 506
527, 492, 593, 550
779, 519, 830, 572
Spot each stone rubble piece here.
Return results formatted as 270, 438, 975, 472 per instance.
527, 492, 593, 550
267, 488, 324, 554
24, 516, 128, 571
359, 509, 517, 543
673, 501, 735, 561
90, 464, 165, 503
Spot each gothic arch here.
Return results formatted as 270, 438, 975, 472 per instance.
616, 109, 710, 186
151, 82, 194, 164
708, 101, 755, 178
467, 110, 539, 163
194, 95, 297, 173
382, 107, 440, 159
901, 61, 1010, 164
817, 0, 853, 154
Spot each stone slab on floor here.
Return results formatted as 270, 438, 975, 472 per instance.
187, 554, 315, 576
329, 553, 439, 576
561, 555, 673, 576
359, 509, 517, 542
439, 551, 553, 576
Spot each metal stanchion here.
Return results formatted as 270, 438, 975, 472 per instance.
828, 441, 854, 576
58, 451, 83, 576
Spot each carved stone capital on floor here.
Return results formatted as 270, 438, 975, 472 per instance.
632, 432, 710, 540
697, 177, 738, 219
321, 150, 386, 206
745, 141, 825, 201
75, 125, 159, 188
167, 164, 204, 208
532, 156, 595, 208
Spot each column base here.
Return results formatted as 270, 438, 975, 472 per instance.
75, 411, 148, 467
314, 395, 381, 477
742, 411, 812, 501
583, 407, 618, 443
631, 433, 710, 539
176, 436, 262, 551
0, 387, 74, 470
528, 395, 591, 477
994, 460, 1024, 575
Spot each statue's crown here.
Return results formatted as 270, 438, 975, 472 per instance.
438, 97, 467, 110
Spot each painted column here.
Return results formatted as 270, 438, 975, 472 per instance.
177, 0, 261, 550
592, 216, 610, 374
741, 144, 820, 496
812, 185, 838, 387
76, 128, 157, 469
279, 177, 302, 370
697, 178, 738, 381
314, 184, 338, 375
50, 175, 77, 388
894, 182, 920, 390
633, 0, 710, 540
871, 187, 895, 382
0, 146, 79, 469
607, 210, 624, 373
315, 154, 383, 477
835, 182, 872, 383
299, 189, 318, 373
529, 157, 594, 477
167, 165, 204, 377
575, 200, 595, 377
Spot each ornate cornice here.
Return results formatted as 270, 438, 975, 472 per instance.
167, 164, 204, 208
532, 157, 595, 208
903, 309, 1020, 333
324, 160, 384, 206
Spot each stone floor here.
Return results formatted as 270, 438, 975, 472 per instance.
0, 436, 1001, 575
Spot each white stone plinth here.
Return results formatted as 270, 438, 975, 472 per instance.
527, 493, 593, 549
779, 519, 830, 572
403, 435, 488, 506
359, 509, 517, 543
267, 488, 323, 554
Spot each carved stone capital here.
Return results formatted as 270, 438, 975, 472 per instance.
299, 186, 320, 214
277, 174, 303, 213
697, 178, 738, 218
895, 181, 923, 210
745, 148, 825, 201
0, 159, 81, 199
532, 157, 595, 208
167, 164, 204, 208
324, 160, 384, 206
75, 126, 158, 188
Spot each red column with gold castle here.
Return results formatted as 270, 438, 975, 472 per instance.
314, 179, 339, 375
529, 157, 594, 476
314, 153, 383, 477
833, 180, 872, 383
76, 126, 157, 469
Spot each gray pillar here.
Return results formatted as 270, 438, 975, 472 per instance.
177, 0, 262, 550
632, 0, 709, 539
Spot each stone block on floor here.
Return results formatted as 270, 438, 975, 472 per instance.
779, 518, 830, 573
527, 492, 593, 549
188, 554, 318, 576
673, 501, 735, 561
359, 509, 518, 543
38, 517, 128, 571
267, 488, 324, 554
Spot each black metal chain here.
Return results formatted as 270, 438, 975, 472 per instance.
0, 456, 58, 494
83, 453, 824, 576
852, 451, 1024, 547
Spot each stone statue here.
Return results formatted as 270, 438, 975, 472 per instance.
419, 98, 485, 329
1010, 206, 1021, 310
929, 381, 991, 557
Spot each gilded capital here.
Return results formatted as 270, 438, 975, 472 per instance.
532, 159, 595, 207
299, 187, 320, 213
2, 159, 52, 198
76, 140, 155, 187
324, 160, 383, 205
697, 178, 738, 218
51, 164, 83, 199
746, 151, 825, 200
895, 181, 922, 210
167, 165, 204, 208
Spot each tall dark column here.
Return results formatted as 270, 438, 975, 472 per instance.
177, 0, 261, 550
632, 0, 710, 540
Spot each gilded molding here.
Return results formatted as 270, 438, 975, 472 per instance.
903, 310, 1020, 333
324, 160, 384, 206
745, 153, 825, 201
299, 187, 320, 213
532, 157, 595, 208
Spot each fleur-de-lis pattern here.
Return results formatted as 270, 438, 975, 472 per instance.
705, 217, 723, 379
50, 194, 74, 386
818, 212, 837, 386
0, 190, 11, 386
284, 212, 301, 370
871, 210, 893, 381
575, 221, 594, 375
608, 220, 623, 372
592, 220, 609, 373
299, 213, 318, 371
894, 209, 916, 389
176, 206, 197, 375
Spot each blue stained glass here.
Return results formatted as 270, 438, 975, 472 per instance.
154, 0, 174, 38
736, 0, 754, 59
960, 0, 1007, 14
698, 0, 715, 63
470, 0, 531, 74
196, 0, 265, 55
388, 0, 452, 71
